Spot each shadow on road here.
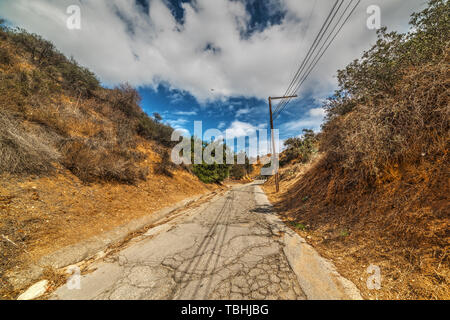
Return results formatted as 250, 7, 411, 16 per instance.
250, 205, 273, 214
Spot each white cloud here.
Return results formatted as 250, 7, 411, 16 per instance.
225, 121, 257, 138
166, 118, 188, 128
223, 120, 272, 157
169, 92, 186, 104
0, 0, 426, 104
308, 107, 326, 118
173, 128, 191, 137
235, 107, 251, 118
218, 121, 226, 129
174, 111, 198, 116
283, 107, 326, 133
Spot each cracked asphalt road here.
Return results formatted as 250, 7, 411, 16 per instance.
52, 182, 306, 300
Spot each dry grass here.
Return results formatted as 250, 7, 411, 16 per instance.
0, 112, 59, 175
59, 138, 148, 184
0, 140, 221, 299
154, 150, 175, 177
321, 58, 449, 185
264, 154, 449, 300
0, 27, 176, 184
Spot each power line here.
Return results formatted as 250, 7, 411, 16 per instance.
274, 0, 346, 118
273, 0, 342, 116
274, 0, 354, 119
273, 0, 361, 120
283, 0, 360, 106
274, 0, 361, 119
281, 0, 318, 95
304, 0, 319, 37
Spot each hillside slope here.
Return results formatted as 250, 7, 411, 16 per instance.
264, 1, 449, 300
0, 24, 217, 299
264, 152, 448, 299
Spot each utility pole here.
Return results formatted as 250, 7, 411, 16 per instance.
268, 95, 297, 192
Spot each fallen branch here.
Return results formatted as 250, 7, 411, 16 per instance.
1, 234, 31, 255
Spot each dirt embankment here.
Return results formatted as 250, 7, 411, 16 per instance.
0, 25, 226, 299
0, 143, 222, 299
263, 154, 449, 300
264, 2, 450, 300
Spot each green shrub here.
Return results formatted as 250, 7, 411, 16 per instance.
190, 140, 231, 183
137, 114, 175, 147
59, 58, 100, 97
229, 152, 254, 179
192, 162, 229, 184
281, 129, 318, 166
320, 0, 449, 182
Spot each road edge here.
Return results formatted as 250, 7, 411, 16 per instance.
8, 190, 222, 294
254, 183, 363, 300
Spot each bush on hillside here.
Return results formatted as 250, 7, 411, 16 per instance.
0, 25, 181, 184
229, 152, 254, 180
0, 46, 12, 66
320, 0, 449, 184
192, 162, 229, 184
59, 138, 148, 184
4, 27, 100, 97
154, 150, 175, 177
281, 129, 318, 166
137, 114, 175, 147
59, 58, 99, 97
110, 83, 142, 118
229, 164, 247, 180
0, 112, 58, 175
190, 140, 231, 183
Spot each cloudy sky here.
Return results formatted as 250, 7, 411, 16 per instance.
0, 0, 426, 143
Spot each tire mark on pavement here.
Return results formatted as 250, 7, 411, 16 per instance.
175, 191, 233, 298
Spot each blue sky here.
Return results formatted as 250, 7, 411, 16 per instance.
0, 0, 426, 143
134, 0, 316, 140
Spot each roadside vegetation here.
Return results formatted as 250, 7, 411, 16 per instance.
229, 151, 254, 180
0, 21, 230, 299
0, 22, 175, 184
188, 139, 230, 184
265, 0, 449, 299
280, 129, 318, 167
0, 20, 266, 188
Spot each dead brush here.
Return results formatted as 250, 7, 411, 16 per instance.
59, 138, 148, 184
321, 60, 449, 184
154, 150, 175, 177
0, 112, 59, 175
0, 46, 12, 66
25, 104, 68, 136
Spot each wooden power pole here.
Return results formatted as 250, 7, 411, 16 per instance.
268, 95, 297, 193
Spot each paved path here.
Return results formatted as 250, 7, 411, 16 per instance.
52, 182, 306, 300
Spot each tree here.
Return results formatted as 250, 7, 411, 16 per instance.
229, 151, 253, 180
320, 0, 449, 179
281, 129, 318, 166
153, 112, 162, 123
191, 140, 230, 184
230, 164, 247, 180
